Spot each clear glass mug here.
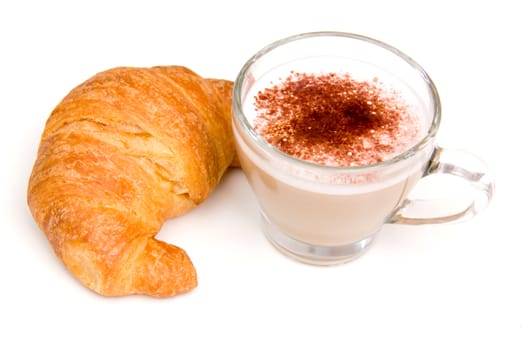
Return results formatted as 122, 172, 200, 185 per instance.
232, 32, 494, 265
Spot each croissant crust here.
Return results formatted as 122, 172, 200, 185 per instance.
27, 66, 237, 297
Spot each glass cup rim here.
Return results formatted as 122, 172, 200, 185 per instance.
232, 31, 441, 173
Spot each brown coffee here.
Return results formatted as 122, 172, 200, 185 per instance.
237, 150, 424, 247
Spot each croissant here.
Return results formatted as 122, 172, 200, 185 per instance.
27, 66, 238, 297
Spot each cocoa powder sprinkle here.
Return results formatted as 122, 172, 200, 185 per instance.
253, 71, 420, 166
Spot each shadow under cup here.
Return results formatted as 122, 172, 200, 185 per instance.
232, 32, 494, 265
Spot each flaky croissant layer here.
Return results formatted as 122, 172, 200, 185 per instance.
27, 66, 237, 297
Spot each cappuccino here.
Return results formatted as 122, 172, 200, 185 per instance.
234, 45, 433, 264
233, 58, 429, 262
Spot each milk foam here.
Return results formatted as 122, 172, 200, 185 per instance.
237, 57, 431, 195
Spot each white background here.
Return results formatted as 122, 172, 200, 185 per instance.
1, 1, 523, 349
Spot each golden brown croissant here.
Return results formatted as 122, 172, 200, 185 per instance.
27, 66, 238, 297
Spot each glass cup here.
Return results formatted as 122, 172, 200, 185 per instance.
232, 32, 494, 265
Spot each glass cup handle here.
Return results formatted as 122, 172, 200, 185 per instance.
389, 147, 495, 225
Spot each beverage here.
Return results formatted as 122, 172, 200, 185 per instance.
232, 32, 494, 264
233, 57, 430, 262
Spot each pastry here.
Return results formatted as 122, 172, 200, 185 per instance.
27, 66, 238, 297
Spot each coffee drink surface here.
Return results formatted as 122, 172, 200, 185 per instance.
246, 66, 423, 168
